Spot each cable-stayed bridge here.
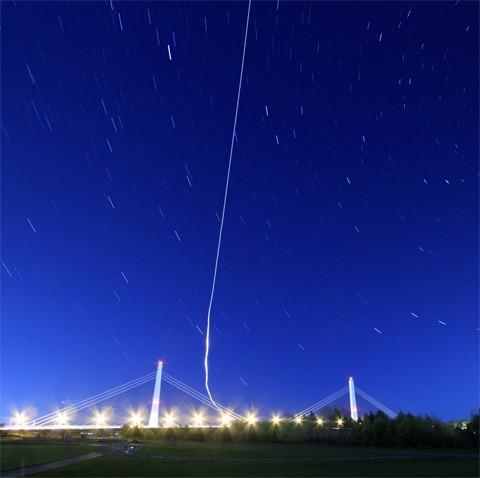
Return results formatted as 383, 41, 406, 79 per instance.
291, 378, 397, 422
7, 362, 396, 430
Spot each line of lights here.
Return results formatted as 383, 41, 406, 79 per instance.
9, 373, 393, 430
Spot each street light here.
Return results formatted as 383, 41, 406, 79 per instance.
130, 413, 142, 427
246, 413, 257, 426
272, 415, 281, 425
193, 412, 204, 427
95, 412, 106, 427
164, 413, 175, 427
13, 411, 27, 427
56, 412, 68, 426
221, 413, 232, 426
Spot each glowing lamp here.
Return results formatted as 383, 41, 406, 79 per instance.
221, 413, 232, 426
164, 413, 175, 427
95, 413, 106, 426
130, 413, 142, 427
56, 412, 68, 426
194, 413, 204, 427
246, 413, 257, 426
13, 412, 27, 426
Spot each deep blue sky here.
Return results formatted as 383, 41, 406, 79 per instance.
1, 0, 478, 423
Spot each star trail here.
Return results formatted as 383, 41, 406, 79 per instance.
1, 1, 478, 422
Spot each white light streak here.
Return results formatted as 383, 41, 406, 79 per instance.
2, 262, 13, 277
58, 14, 65, 33
27, 217, 37, 233
27, 65, 35, 84
204, 0, 251, 410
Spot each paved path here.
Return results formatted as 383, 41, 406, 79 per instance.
2, 450, 105, 477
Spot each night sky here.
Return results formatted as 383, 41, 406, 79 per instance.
2, 0, 478, 423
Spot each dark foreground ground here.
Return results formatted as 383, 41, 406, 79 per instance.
2, 440, 479, 477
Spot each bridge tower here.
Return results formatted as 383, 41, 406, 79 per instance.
348, 376, 359, 421
148, 360, 164, 427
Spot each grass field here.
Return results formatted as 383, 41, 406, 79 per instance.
22, 441, 479, 477
0, 441, 99, 472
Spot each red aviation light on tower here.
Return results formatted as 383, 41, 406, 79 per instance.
157, 359, 164, 366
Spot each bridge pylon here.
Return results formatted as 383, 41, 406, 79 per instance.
148, 360, 164, 427
348, 376, 358, 421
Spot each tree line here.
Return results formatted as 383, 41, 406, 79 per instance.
120, 409, 479, 449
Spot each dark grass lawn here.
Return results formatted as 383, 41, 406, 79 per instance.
136, 439, 479, 459
26, 441, 479, 477
138, 440, 374, 458
28, 454, 479, 477
1, 442, 99, 471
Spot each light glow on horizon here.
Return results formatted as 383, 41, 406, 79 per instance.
55, 412, 68, 426
221, 412, 233, 426
246, 412, 257, 426
193, 412, 204, 427
164, 413, 175, 427
95, 412, 106, 427
130, 413, 142, 427
13, 411, 28, 426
